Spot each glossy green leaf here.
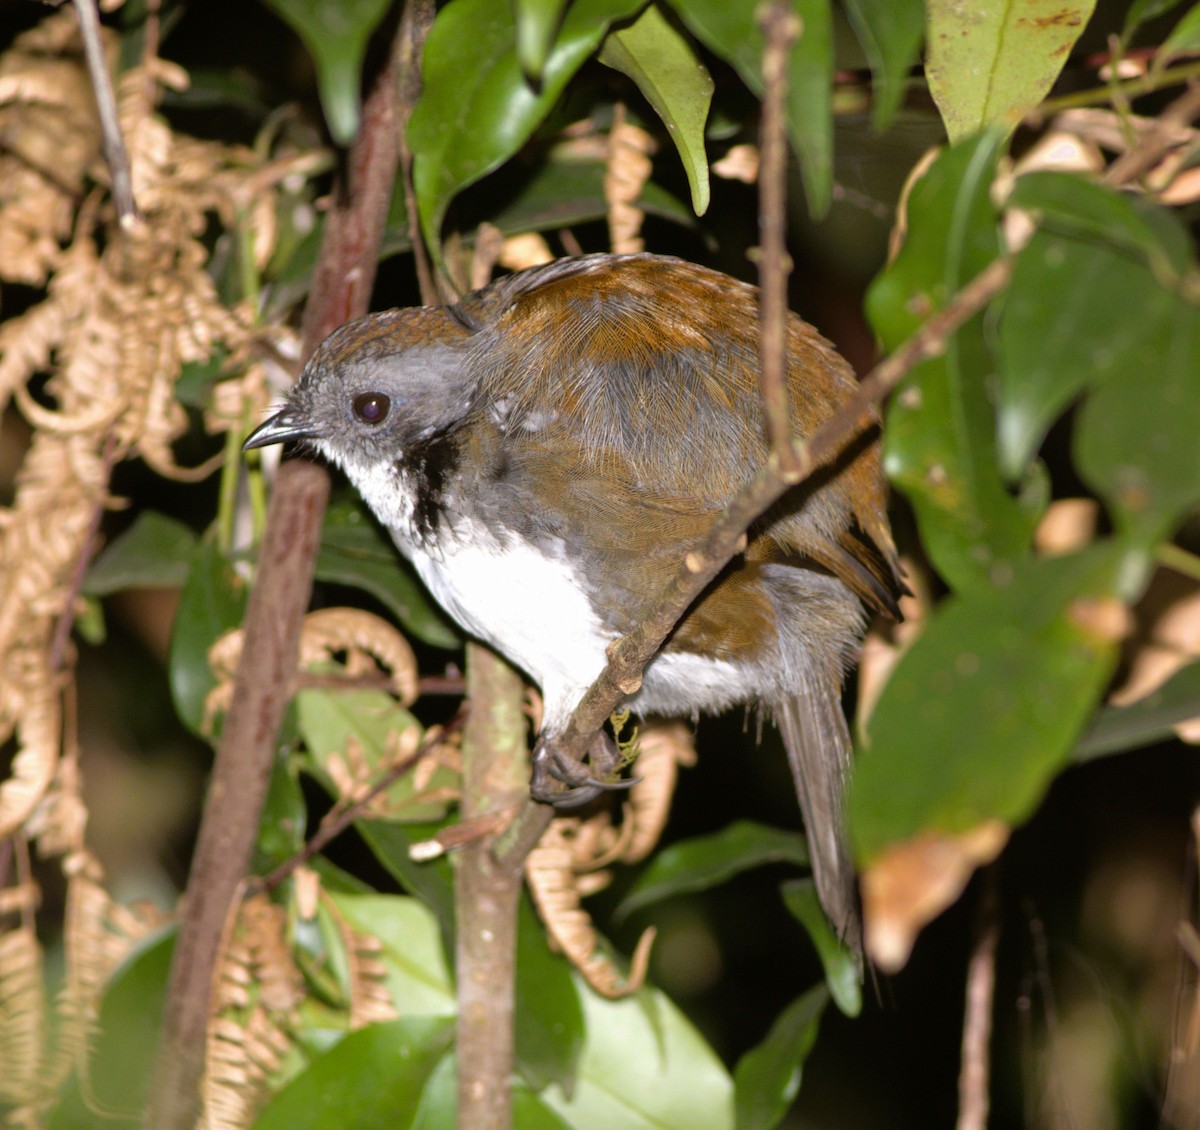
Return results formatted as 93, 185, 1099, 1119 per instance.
328, 892, 456, 1016
316, 498, 460, 649
541, 980, 734, 1127
255, 753, 307, 872
357, 818, 456, 936
83, 511, 198, 595
86, 928, 175, 1118
1161, 2, 1200, 56
1123, 0, 1189, 40
669, 0, 834, 214
412, 1054, 574, 1129
617, 820, 808, 920
840, 0, 924, 128
1076, 659, 1200, 761
1074, 289, 1200, 542
926, 0, 1097, 141
297, 688, 454, 823
168, 542, 247, 736
779, 880, 860, 1017
866, 133, 1036, 591
262, 0, 392, 144
1007, 170, 1192, 278
732, 985, 827, 1130
515, 895, 585, 1091
599, 2, 714, 214
515, 0, 572, 79
251, 1017, 454, 1129
851, 545, 1125, 861
410, 0, 644, 264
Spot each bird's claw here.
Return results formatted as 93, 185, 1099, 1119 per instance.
530, 731, 638, 809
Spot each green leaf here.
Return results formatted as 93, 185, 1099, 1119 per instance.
84, 511, 198, 595
87, 928, 175, 1118
255, 753, 307, 872
328, 892, 456, 1016
515, 0, 572, 79
779, 880, 860, 1017
413, 1054, 574, 1129
925, 0, 1097, 141
1123, 0, 1190, 41
1074, 291, 1200, 543
1007, 170, 1192, 278
866, 133, 1037, 591
515, 895, 585, 1091
840, 0, 924, 128
357, 818, 457, 937
850, 545, 1125, 861
251, 1017, 454, 1129
732, 985, 827, 1130
316, 499, 460, 649
599, 3, 714, 214
168, 542, 247, 736
296, 688, 454, 822
617, 820, 808, 920
410, 0, 644, 265
541, 980, 734, 1128
262, 0, 392, 145
1076, 659, 1200, 761
669, 0, 834, 215
1161, 4, 1200, 60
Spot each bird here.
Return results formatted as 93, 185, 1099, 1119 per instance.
244, 252, 902, 948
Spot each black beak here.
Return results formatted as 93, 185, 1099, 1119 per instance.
243, 408, 319, 451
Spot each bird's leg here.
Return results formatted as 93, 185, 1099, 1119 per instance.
530, 724, 637, 809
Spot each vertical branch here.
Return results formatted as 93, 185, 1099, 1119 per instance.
957, 872, 1000, 1130
141, 24, 406, 1130
455, 647, 531, 1130
755, 0, 800, 474
72, 0, 138, 228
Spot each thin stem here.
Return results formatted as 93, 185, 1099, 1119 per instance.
755, 0, 801, 473
957, 872, 999, 1130
72, 0, 138, 227
1036, 59, 1200, 117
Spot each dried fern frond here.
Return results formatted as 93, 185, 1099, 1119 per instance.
0, 838, 44, 1110
202, 892, 304, 1130
526, 818, 655, 1000
618, 720, 696, 865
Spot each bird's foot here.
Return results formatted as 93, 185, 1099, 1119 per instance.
530, 726, 638, 809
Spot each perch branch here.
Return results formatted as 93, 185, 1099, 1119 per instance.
142, 24, 405, 1130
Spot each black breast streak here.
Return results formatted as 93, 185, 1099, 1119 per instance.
396, 430, 462, 541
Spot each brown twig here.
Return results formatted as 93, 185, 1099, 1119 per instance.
755, 0, 801, 472
499, 252, 1015, 862
141, 23, 405, 1130
1103, 80, 1200, 185
257, 722, 455, 892
72, 0, 138, 228
957, 871, 1000, 1130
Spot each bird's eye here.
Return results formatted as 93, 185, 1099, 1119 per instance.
352, 392, 390, 425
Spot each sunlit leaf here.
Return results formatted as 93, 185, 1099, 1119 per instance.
84, 511, 197, 595
599, 3, 714, 214
168, 542, 247, 736
541, 980, 734, 1127
251, 1017, 453, 1129
413, 1054, 574, 1128
667, 0, 834, 215
926, 0, 1097, 141
840, 0, 924, 128
1161, 2, 1200, 57
779, 880, 860, 1017
262, 0, 392, 144
733, 985, 827, 1130
357, 819, 457, 937
410, 0, 644, 266
1075, 659, 1200, 760
617, 820, 808, 920
867, 132, 1037, 591
515, 0, 572, 79
851, 544, 1126, 862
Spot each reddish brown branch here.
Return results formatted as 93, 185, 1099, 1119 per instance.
141, 25, 406, 1130
756, 0, 801, 472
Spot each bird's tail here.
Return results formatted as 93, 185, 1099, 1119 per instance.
774, 669, 861, 957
